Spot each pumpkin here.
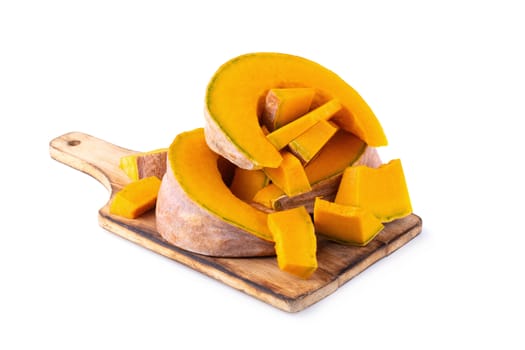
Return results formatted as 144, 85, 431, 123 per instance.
119, 148, 167, 181
262, 88, 315, 131
269, 132, 381, 213
109, 176, 161, 219
252, 183, 285, 209
267, 206, 318, 279
250, 136, 381, 213
229, 168, 269, 201
303, 130, 370, 185
335, 159, 412, 222
155, 128, 275, 257
288, 120, 339, 163
263, 151, 311, 197
204, 52, 387, 170
313, 198, 384, 246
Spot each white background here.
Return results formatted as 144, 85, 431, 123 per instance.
1, 1, 524, 349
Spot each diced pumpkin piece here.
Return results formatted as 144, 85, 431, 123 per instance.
252, 183, 285, 209
110, 176, 162, 219
304, 130, 366, 185
262, 88, 315, 131
267, 206, 318, 279
289, 120, 339, 163
264, 152, 311, 197
119, 148, 167, 181
230, 168, 269, 201
266, 99, 342, 150
313, 198, 384, 246
335, 159, 412, 222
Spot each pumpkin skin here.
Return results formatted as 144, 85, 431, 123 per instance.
204, 52, 387, 170
156, 128, 275, 257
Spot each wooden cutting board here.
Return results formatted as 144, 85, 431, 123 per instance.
49, 131, 423, 313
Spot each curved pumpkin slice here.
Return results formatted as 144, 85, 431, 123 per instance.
156, 128, 274, 257
204, 52, 387, 170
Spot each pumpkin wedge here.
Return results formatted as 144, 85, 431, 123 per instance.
288, 120, 339, 163
156, 128, 275, 257
204, 52, 387, 170
262, 88, 315, 131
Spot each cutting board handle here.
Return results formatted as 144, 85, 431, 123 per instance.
49, 131, 136, 194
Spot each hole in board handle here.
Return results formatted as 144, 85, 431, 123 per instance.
67, 140, 81, 146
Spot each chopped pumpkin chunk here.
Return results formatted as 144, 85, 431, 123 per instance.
289, 120, 339, 163
262, 88, 315, 131
304, 130, 366, 185
252, 183, 285, 209
109, 176, 162, 219
230, 168, 269, 201
335, 159, 412, 222
266, 99, 342, 150
264, 152, 311, 197
119, 148, 167, 181
313, 198, 384, 246
268, 206, 318, 279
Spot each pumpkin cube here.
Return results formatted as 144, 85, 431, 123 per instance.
262, 88, 315, 131
303, 130, 367, 185
313, 198, 384, 246
289, 120, 339, 163
109, 176, 162, 219
268, 206, 318, 279
119, 148, 167, 181
335, 159, 412, 222
264, 152, 311, 197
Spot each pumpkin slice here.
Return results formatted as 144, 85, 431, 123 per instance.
119, 148, 167, 181
262, 88, 315, 131
156, 128, 275, 257
266, 99, 341, 150
313, 198, 384, 246
110, 176, 161, 219
268, 206, 318, 279
288, 120, 339, 163
335, 159, 412, 222
264, 152, 311, 197
230, 168, 269, 201
204, 52, 387, 170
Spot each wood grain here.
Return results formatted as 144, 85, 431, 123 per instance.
49, 131, 423, 312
